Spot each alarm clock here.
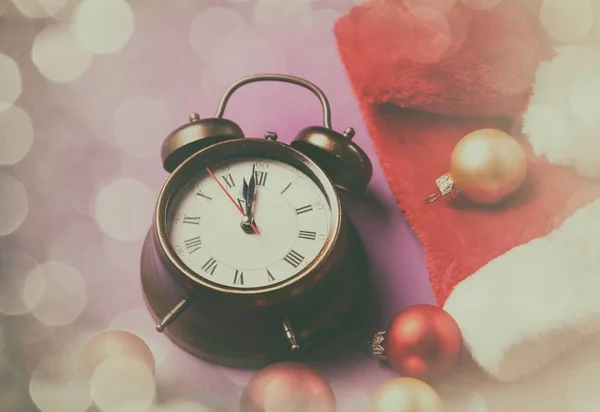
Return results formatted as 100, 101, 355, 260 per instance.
140, 74, 373, 368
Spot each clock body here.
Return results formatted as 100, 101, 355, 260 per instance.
140, 137, 368, 368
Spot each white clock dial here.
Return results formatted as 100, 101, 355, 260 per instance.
166, 158, 333, 289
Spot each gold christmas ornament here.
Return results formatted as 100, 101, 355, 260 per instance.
369, 377, 443, 412
426, 128, 527, 205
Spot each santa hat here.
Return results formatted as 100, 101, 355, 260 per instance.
335, 0, 600, 382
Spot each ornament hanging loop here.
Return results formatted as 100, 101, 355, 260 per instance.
425, 173, 459, 204
425, 193, 441, 204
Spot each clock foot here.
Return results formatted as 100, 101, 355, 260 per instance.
283, 318, 300, 351
156, 295, 193, 333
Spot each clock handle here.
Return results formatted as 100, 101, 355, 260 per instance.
282, 317, 300, 352
214, 73, 333, 129
155, 294, 193, 332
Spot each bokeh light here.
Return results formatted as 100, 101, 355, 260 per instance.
0, 248, 38, 315
0, 171, 29, 235
71, 0, 135, 55
90, 357, 155, 412
94, 178, 155, 242
200, 29, 287, 104
79, 330, 155, 378
463, 392, 490, 411
29, 355, 93, 412
102, 235, 142, 274
220, 367, 255, 387
482, 37, 537, 96
404, 0, 455, 15
0, 105, 34, 165
23, 261, 87, 326
108, 309, 170, 366
569, 74, 600, 130
112, 96, 173, 158
460, 0, 502, 10
567, 361, 600, 412
11, 0, 51, 18
0, 53, 22, 112
355, 6, 415, 63
38, 0, 73, 17
252, 0, 313, 46
335, 391, 370, 412
32, 24, 93, 83
405, 6, 452, 64
46, 217, 107, 275
149, 399, 215, 412
540, 0, 594, 44
188, 7, 246, 61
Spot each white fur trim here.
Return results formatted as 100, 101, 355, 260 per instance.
443, 198, 600, 382
522, 45, 600, 179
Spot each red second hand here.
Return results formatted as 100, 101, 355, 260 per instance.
205, 167, 261, 235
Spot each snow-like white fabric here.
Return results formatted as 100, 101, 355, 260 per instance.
523, 45, 600, 179
444, 197, 600, 382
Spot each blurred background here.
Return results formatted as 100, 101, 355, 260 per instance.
1, 0, 600, 411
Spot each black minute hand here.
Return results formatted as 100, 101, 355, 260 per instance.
245, 165, 256, 216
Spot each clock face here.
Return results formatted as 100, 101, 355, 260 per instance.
166, 157, 333, 289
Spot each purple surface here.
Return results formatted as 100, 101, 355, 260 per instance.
5, 1, 596, 412
0, 1, 435, 410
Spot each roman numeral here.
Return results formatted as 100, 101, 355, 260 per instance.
196, 191, 212, 201
284, 250, 305, 268
295, 204, 313, 215
254, 171, 268, 186
281, 182, 292, 194
183, 214, 201, 225
222, 174, 235, 188
184, 236, 202, 254
233, 270, 244, 285
267, 269, 275, 282
298, 230, 316, 240
201, 257, 218, 275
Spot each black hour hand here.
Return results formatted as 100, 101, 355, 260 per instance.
241, 178, 250, 216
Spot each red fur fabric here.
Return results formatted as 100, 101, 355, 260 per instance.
334, 0, 600, 306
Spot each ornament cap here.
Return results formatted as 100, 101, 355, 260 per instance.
425, 173, 459, 203
366, 330, 388, 361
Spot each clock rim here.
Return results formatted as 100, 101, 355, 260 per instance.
154, 137, 343, 296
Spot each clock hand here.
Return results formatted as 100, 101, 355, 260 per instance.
245, 164, 256, 217
205, 166, 261, 235
240, 178, 248, 211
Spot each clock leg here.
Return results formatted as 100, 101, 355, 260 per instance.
282, 317, 300, 351
155, 295, 193, 332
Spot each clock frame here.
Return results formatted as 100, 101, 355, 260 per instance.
139, 73, 372, 368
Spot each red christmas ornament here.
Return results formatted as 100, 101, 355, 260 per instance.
368, 304, 463, 382
240, 362, 336, 412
